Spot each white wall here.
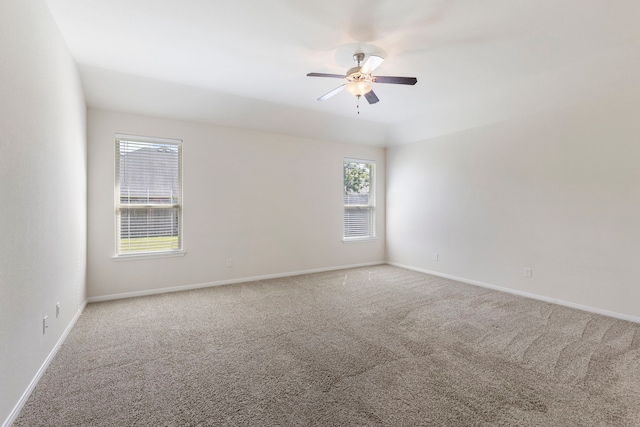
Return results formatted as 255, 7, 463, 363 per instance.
87, 109, 385, 299
0, 0, 87, 424
387, 85, 640, 319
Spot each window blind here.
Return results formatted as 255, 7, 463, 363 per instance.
115, 136, 182, 255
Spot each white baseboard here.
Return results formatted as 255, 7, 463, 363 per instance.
87, 262, 385, 303
387, 262, 640, 324
3, 301, 87, 427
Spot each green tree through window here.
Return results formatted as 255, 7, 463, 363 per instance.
344, 162, 370, 195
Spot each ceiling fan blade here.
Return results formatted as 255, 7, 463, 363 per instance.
318, 84, 345, 101
307, 72, 345, 79
372, 76, 418, 85
360, 55, 384, 74
364, 90, 379, 104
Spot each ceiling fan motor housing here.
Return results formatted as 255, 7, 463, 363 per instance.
346, 66, 372, 84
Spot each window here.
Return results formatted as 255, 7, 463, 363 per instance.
115, 134, 183, 256
344, 159, 375, 240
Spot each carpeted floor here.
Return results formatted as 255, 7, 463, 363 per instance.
14, 265, 640, 426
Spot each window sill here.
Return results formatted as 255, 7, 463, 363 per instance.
343, 237, 378, 243
112, 250, 186, 262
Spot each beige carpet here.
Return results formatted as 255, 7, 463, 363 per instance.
14, 265, 640, 426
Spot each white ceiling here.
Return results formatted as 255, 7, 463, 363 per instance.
44, 0, 640, 146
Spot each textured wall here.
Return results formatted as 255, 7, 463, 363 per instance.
387, 85, 640, 319
0, 0, 87, 424
87, 109, 385, 299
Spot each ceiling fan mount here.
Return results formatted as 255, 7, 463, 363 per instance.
307, 52, 417, 109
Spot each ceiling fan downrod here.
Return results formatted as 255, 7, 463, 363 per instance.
353, 52, 365, 66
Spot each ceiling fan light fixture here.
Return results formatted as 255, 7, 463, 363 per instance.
345, 81, 372, 97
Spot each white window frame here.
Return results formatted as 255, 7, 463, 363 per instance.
343, 158, 376, 242
114, 134, 184, 259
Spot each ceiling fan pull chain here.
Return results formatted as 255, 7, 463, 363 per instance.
356, 95, 360, 115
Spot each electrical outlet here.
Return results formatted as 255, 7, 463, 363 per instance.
226, 259, 232, 267
524, 268, 532, 278
432, 253, 439, 261
43, 316, 48, 335
56, 302, 60, 318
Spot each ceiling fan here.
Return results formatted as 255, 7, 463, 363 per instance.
307, 53, 417, 107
